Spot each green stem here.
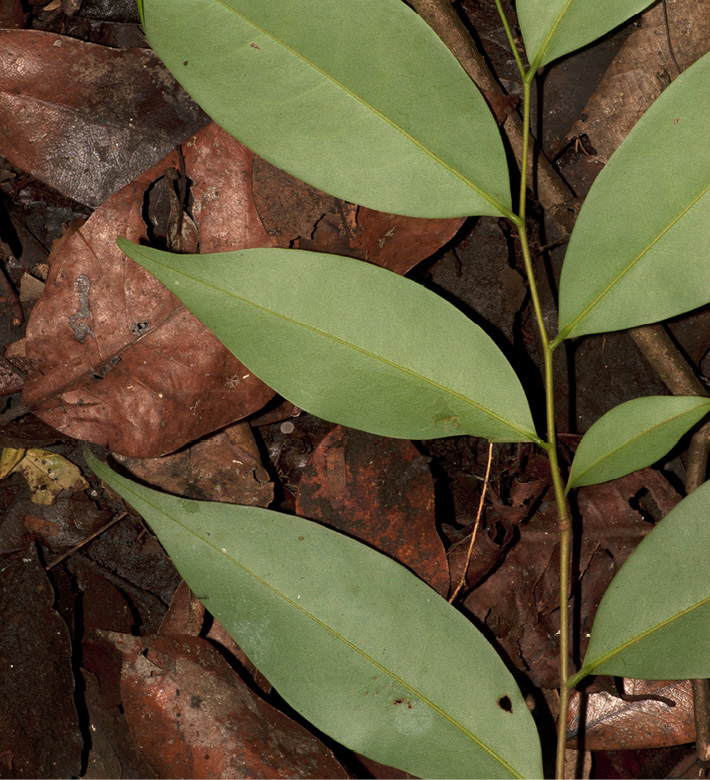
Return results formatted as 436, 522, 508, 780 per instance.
512, 67, 572, 780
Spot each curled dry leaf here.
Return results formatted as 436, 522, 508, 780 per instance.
0, 30, 208, 208
567, 679, 694, 750
252, 157, 465, 275
23, 123, 276, 457
296, 426, 449, 596
103, 632, 349, 779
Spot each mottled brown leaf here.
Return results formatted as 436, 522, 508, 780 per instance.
252, 157, 465, 274
0, 30, 208, 207
567, 679, 694, 750
23, 124, 276, 457
296, 426, 449, 596
115, 421, 273, 506
105, 632, 349, 779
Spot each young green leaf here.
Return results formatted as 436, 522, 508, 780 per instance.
566, 396, 710, 491
86, 449, 543, 780
555, 51, 710, 344
140, 0, 511, 219
118, 239, 539, 444
569, 479, 710, 686
516, 0, 656, 71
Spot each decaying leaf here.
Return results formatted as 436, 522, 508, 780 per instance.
115, 421, 273, 507
252, 157, 465, 274
296, 426, 449, 595
567, 679, 694, 750
0, 447, 87, 504
103, 632, 350, 779
0, 30, 208, 207
23, 123, 276, 457
566, 0, 710, 162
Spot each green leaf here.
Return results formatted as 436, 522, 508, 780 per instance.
566, 396, 710, 491
555, 51, 710, 343
570, 479, 710, 686
140, 0, 511, 219
517, 0, 656, 71
86, 449, 543, 779
118, 239, 539, 444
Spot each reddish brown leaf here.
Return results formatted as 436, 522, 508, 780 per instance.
0, 30, 208, 207
296, 426, 450, 596
567, 679, 694, 750
0, 544, 83, 777
104, 632, 349, 779
252, 157, 465, 274
116, 421, 273, 506
159, 579, 206, 638
23, 124, 276, 457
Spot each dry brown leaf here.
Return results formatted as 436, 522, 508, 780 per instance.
296, 425, 450, 596
103, 632, 350, 779
115, 421, 273, 506
252, 157, 465, 274
23, 124, 276, 457
567, 679, 694, 750
0, 30, 207, 207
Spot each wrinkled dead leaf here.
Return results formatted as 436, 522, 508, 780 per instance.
296, 426, 450, 596
0, 447, 87, 504
252, 157, 465, 274
0, 30, 208, 208
23, 123, 276, 457
103, 632, 350, 779
567, 679, 694, 750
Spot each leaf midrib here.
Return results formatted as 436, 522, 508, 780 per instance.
568, 404, 710, 488
573, 593, 710, 685
204, 0, 510, 217
556, 181, 710, 344
101, 459, 525, 779
127, 244, 539, 444
529, 0, 574, 70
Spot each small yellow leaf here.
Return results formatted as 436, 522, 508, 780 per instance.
4, 449, 88, 505
0, 448, 26, 479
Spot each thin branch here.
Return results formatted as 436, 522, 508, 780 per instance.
449, 442, 493, 604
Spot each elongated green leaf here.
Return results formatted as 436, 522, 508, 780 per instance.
517, 0, 655, 70
570, 479, 710, 686
555, 51, 710, 343
86, 449, 543, 779
141, 0, 511, 219
118, 239, 538, 444
566, 396, 710, 491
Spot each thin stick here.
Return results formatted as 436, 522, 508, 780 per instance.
45, 512, 127, 570
449, 442, 493, 604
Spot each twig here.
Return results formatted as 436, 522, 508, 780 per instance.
45, 512, 127, 570
448, 442, 493, 603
